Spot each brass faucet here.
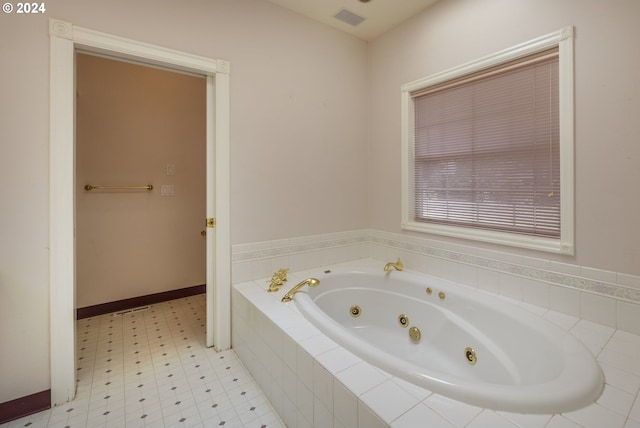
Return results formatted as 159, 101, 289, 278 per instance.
281, 278, 320, 302
384, 258, 404, 272
267, 268, 289, 292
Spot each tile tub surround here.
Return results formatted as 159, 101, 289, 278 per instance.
232, 229, 640, 336
232, 260, 640, 428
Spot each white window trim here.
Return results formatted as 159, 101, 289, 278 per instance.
401, 26, 575, 255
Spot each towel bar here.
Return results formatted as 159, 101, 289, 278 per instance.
84, 184, 153, 191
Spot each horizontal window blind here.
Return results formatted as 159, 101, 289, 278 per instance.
412, 51, 560, 237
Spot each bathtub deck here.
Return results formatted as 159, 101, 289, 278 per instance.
232, 259, 640, 428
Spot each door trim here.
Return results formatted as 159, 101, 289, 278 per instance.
49, 18, 231, 406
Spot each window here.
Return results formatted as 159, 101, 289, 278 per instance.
401, 27, 574, 254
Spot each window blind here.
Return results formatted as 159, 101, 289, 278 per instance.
412, 51, 560, 238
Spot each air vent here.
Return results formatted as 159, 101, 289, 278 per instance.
334, 9, 365, 27
112, 305, 151, 316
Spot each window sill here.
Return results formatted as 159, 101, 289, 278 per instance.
402, 220, 574, 255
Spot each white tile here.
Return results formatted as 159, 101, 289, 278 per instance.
563, 402, 627, 428
581, 266, 617, 283
424, 394, 483, 427
281, 332, 298, 370
521, 277, 550, 309
456, 263, 478, 288
296, 379, 314, 425
596, 384, 635, 417
477, 268, 499, 294
360, 380, 422, 423
422, 256, 445, 282
264, 318, 284, 357
570, 319, 615, 353
497, 294, 521, 307
389, 376, 431, 401
618, 273, 640, 289
314, 398, 334, 428
333, 417, 347, 428
628, 392, 640, 422
297, 347, 315, 390
599, 347, 640, 377
466, 410, 519, 428
281, 396, 298, 428
498, 273, 523, 301
297, 412, 314, 428
498, 411, 552, 428
519, 301, 548, 316
5, 410, 53, 428
283, 365, 298, 403
315, 346, 361, 375
618, 301, 640, 336
522, 256, 550, 270
334, 361, 391, 397
6, 416, 49, 428
333, 380, 358, 428
601, 362, 640, 395
391, 402, 455, 428
610, 330, 640, 349
544, 309, 579, 330
314, 362, 334, 413
549, 261, 581, 276
545, 415, 584, 428
285, 322, 322, 343
231, 261, 252, 284
581, 293, 617, 328
299, 334, 339, 357
358, 400, 388, 428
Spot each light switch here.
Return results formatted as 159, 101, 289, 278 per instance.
166, 163, 176, 176
161, 184, 175, 197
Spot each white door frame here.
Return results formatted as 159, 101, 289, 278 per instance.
49, 19, 231, 406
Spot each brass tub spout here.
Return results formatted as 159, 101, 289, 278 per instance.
281, 278, 320, 302
384, 258, 404, 272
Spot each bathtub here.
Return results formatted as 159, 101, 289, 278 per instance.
291, 264, 604, 414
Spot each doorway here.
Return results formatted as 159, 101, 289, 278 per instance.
75, 53, 206, 311
49, 19, 231, 406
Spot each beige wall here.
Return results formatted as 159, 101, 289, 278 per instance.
368, 0, 640, 277
0, 0, 367, 404
75, 53, 206, 308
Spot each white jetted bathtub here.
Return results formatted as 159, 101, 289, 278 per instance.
291, 264, 604, 414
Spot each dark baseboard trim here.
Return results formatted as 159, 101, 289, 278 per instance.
77, 284, 206, 319
0, 389, 50, 424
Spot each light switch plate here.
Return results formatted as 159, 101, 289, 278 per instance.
161, 184, 175, 197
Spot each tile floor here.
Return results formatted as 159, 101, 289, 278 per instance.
1, 294, 284, 428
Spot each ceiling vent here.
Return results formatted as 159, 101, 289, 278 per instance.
334, 9, 366, 27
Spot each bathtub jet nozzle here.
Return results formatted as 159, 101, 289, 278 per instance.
281, 278, 320, 302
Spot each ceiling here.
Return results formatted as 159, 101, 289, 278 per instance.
266, 0, 440, 41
